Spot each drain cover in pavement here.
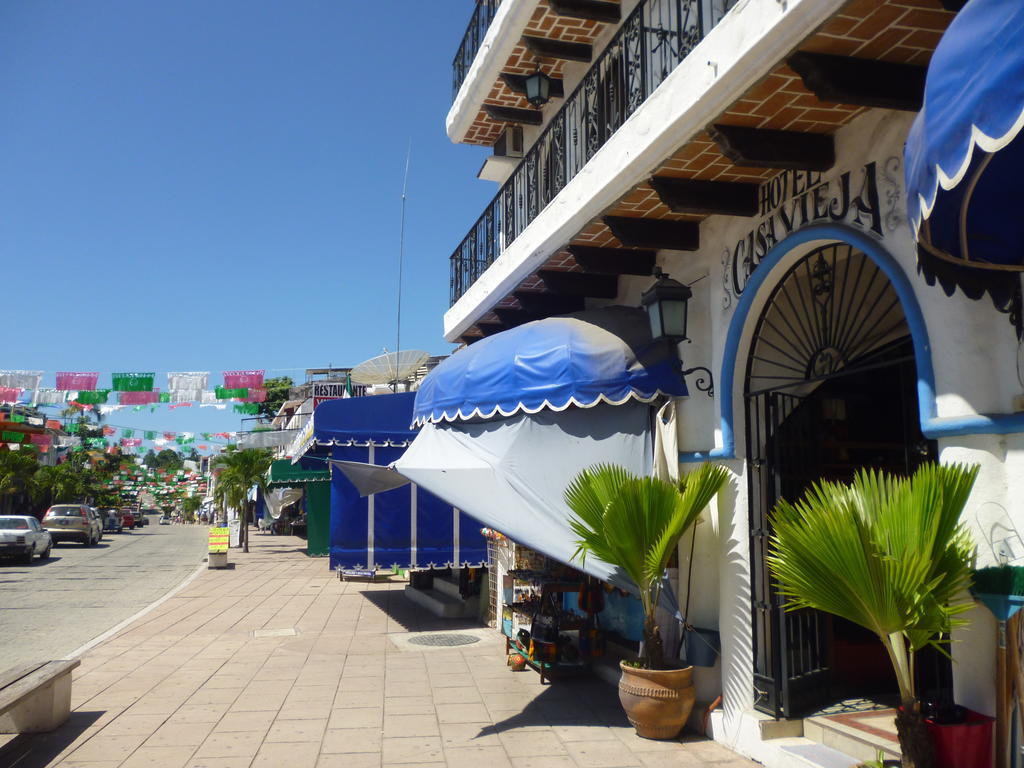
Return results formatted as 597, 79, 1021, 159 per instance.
407, 633, 480, 647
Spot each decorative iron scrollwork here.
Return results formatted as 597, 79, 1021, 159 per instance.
682, 365, 714, 398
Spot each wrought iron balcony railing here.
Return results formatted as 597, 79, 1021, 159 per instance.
453, 0, 503, 100
450, 0, 732, 307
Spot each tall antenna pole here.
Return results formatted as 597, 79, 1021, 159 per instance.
395, 140, 411, 390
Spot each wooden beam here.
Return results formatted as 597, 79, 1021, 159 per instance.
602, 216, 700, 251
566, 245, 656, 275
940, 0, 967, 9
459, 333, 484, 346
494, 308, 542, 328
501, 73, 565, 100
523, 35, 592, 63
513, 292, 585, 315
476, 322, 506, 337
484, 104, 543, 125
787, 52, 926, 112
537, 270, 618, 298
547, 0, 620, 23
649, 176, 759, 217
710, 124, 835, 172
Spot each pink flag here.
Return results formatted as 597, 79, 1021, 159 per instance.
120, 438, 142, 447
56, 372, 99, 390
241, 387, 267, 403
118, 390, 159, 405
223, 370, 265, 389
30, 433, 51, 446
168, 403, 192, 410
0, 387, 21, 403
163, 432, 176, 440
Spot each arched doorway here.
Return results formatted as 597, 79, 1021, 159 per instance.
744, 241, 939, 719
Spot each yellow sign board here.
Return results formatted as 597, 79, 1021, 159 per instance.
208, 527, 229, 554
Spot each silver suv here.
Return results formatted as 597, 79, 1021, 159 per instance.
42, 504, 103, 546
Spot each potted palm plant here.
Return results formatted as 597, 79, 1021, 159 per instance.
767, 463, 979, 768
565, 462, 729, 739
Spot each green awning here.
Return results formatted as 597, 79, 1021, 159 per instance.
267, 459, 330, 488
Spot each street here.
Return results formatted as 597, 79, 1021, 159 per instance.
0, 521, 208, 669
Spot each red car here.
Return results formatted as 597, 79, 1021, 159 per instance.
120, 510, 136, 530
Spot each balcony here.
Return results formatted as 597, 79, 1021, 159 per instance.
452, 0, 503, 101
450, 0, 732, 307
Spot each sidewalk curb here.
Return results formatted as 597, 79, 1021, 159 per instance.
65, 557, 210, 660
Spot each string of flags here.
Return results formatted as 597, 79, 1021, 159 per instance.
0, 370, 271, 410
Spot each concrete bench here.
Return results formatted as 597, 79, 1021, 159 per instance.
0, 660, 80, 733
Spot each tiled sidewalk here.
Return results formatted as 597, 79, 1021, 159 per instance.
9, 534, 758, 768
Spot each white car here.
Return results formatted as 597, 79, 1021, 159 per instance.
0, 516, 52, 564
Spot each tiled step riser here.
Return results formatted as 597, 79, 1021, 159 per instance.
403, 585, 478, 619
804, 718, 900, 763
432, 576, 463, 600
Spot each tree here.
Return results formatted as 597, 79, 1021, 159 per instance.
182, 495, 201, 523
258, 376, 294, 420
565, 463, 729, 670
211, 448, 272, 553
766, 464, 979, 768
0, 449, 41, 515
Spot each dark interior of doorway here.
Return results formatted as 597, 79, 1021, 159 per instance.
768, 336, 951, 711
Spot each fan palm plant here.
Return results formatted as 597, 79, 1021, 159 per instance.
565, 462, 729, 670
767, 463, 979, 768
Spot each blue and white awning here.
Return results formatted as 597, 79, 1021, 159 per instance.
904, 0, 1024, 270
413, 306, 687, 427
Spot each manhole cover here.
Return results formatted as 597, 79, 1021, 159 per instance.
407, 633, 480, 647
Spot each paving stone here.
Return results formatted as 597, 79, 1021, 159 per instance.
381, 735, 445, 764
321, 726, 384, 753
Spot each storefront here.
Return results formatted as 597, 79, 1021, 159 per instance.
264, 458, 330, 556
298, 393, 488, 577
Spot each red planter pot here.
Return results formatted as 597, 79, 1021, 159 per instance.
925, 708, 994, 768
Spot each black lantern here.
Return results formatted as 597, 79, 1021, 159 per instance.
641, 267, 692, 342
524, 68, 552, 108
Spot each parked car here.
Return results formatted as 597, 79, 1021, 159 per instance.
101, 509, 123, 533
42, 504, 102, 546
158, 514, 171, 525
120, 509, 136, 530
0, 515, 52, 563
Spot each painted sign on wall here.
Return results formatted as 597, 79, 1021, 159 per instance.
722, 159, 901, 301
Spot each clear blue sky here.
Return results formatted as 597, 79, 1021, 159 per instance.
0, 1, 491, 447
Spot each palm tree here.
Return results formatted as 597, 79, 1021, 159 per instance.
565, 462, 729, 669
211, 448, 271, 553
767, 463, 979, 768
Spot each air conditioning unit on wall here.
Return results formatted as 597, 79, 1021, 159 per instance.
493, 126, 524, 158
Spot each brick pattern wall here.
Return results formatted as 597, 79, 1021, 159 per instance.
459, 0, 955, 339
462, 1, 617, 147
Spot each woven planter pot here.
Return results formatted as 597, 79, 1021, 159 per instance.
618, 661, 696, 739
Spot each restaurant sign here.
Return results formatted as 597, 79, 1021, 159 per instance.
313, 381, 347, 408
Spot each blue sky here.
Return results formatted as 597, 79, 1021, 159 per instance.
0, 1, 491, 446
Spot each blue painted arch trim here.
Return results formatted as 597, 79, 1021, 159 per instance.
678, 223, 1024, 464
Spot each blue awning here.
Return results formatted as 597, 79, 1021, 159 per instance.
314, 392, 418, 445
413, 306, 687, 426
904, 0, 1024, 269
314, 393, 487, 571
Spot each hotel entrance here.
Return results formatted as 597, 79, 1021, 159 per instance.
743, 241, 940, 718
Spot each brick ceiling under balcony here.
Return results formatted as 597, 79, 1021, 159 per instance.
459, 0, 957, 342
462, 0, 618, 146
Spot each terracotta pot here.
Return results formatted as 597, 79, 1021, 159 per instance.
618, 661, 696, 739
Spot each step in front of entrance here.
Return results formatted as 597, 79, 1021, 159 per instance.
773, 737, 862, 768
804, 710, 901, 765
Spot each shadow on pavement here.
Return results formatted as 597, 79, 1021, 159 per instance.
0, 710, 104, 768
357, 588, 482, 634
476, 677, 629, 736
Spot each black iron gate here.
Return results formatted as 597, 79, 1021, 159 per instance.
747, 391, 831, 718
